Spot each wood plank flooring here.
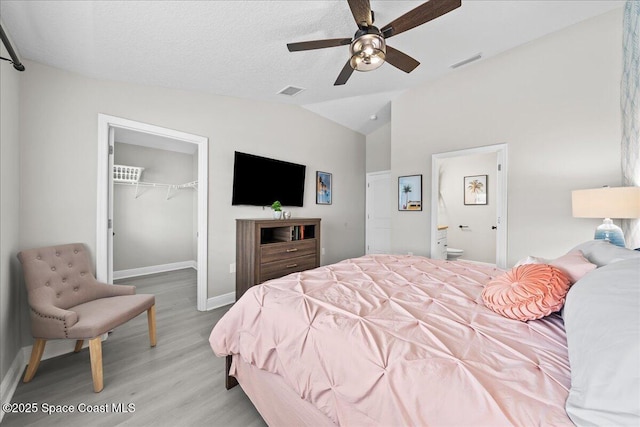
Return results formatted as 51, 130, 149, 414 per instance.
2, 269, 266, 427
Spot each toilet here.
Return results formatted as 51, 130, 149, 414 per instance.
446, 248, 464, 261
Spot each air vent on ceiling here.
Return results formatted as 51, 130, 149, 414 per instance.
450, 53, 482, 69
278, 86, 305, 96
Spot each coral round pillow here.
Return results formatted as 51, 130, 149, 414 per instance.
482, 264, 571, 321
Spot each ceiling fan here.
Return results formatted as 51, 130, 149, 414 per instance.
287, 0, 461, 86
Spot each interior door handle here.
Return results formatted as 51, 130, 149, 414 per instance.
491, 226, 497, 230
459, 225, 469, 229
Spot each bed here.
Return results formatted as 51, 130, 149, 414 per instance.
209, 241, 640, 426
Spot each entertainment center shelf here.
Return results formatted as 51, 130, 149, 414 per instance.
236, 218, 321, 300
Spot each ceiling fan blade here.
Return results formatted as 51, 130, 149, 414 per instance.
334, 60, 355, 86
347, 0, 372, 28
384, 45, 420, 73
287, 38, 352, 52
381, 0, 461, 39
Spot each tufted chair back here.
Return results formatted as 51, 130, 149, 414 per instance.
18, 243, 105, 310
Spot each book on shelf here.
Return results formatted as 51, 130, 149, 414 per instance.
290, 225, 312, 241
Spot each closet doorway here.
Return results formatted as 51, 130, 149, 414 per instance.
96, 115, 209, 311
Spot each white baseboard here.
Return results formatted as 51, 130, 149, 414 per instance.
0, 349, 24, 421
206, 292, 235, 310
114, 260, 197, 280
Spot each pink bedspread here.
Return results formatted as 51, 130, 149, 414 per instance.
209, 255, 572, 426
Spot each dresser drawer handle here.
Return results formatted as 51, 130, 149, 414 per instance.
286, 263, 298, 268
286, 248, 298, 253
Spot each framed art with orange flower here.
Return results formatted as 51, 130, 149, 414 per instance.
464, 175, 487, 205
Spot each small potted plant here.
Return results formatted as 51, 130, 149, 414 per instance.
271, 201, 283, 219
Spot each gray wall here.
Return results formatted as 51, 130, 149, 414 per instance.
366, 122, 391, 173
113, 143, 196, 271
0, 45, 23, 396
390, 9, 623, 265
17, 60, 366, 314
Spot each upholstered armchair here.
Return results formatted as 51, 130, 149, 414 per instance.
18, 243, 156, 392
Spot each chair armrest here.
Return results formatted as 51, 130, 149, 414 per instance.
28, 301, 78, 339
93, 281, 136, 298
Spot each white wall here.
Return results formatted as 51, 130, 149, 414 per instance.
366, 122, 391, 173
113, 143, 196, 271
391, 9, 623, 265
438, 152, 497, 263
0, 44, 23, 400
18, 61, 366, 319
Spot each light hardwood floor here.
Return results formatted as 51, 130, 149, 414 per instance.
2, 269, 266, 427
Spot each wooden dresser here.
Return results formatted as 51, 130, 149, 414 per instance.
236, 218, 321, 300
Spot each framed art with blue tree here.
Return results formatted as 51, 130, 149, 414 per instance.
316, 171, 332, 205
398, 175, 422, 211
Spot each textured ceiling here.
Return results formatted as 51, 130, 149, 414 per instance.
0, 1, 623, 135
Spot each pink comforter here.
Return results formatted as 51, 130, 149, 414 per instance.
210, 255, 572, 426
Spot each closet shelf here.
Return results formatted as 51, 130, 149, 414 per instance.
115, 180, 198, 200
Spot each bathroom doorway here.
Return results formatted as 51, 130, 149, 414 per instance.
431, 144, 508, 268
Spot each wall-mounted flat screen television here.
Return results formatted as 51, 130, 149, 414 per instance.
232, 151, 306, 207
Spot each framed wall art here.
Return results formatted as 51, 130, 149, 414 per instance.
316, 171, 332, 205
398, 175, 422, 211
464, 175, 488, 205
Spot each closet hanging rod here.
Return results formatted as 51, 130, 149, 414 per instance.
0, 20, 25, 71
115, 180, 198, 200
115, 181, 197, 188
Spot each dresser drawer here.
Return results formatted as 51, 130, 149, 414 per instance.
259, 254, 317, 283
260, 239, 316, 264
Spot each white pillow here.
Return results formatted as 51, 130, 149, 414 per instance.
564, 258, 640, 426
514, 250, 596, 284
514, 255, 547, 267
570, 240, 640, 267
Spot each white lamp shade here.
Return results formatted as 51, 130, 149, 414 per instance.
572, 186, 640, 219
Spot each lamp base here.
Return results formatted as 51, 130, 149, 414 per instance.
594, 218, 626, 247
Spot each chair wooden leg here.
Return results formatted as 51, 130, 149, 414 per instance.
23, 339, 46, 383
74, 340, 84, 353
89, 337, 104, 393
147, 305, 157, 347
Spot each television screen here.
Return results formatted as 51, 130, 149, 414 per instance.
232, 151, 306, 207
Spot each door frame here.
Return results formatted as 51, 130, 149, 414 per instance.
366, 170, 391, 254
96, 114, 209, 311
430, 143, 508, 268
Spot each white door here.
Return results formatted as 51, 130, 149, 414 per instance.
366, 171, 391, 254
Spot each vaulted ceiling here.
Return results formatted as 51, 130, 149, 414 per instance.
0, 1, 622, 134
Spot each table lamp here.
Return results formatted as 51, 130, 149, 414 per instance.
571, 186, 640, 247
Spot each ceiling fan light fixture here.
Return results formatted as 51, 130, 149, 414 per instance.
350, 32, 386, 72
